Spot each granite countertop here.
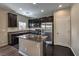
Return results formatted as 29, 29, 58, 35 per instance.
18, 34, 47, 42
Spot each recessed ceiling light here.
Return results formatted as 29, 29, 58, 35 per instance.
58, 5, 62, 7
19, 8, 22, 10
41, 10, 44, 12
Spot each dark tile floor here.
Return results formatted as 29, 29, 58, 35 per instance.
43, 45, 74, 56
0, 45, 21, 56
0, 45, 74, 56
13, 44, 19, 49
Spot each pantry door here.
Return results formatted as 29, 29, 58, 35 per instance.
54, 10, 71, 47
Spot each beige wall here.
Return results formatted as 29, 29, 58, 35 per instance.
0, 9, 8, 47
54, 4, 79, 55
54, 8, 71, 48
71, 4, 79, 56
0, 9, 29, 47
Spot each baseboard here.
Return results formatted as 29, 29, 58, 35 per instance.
71, 47, 76, 56
54, 44, 70, 48
18, 50, 28, 56
0, 43, 8, 47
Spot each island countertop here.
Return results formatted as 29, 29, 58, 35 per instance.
18, 34, 47, 42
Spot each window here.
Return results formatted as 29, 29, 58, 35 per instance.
19, 22, 26, 30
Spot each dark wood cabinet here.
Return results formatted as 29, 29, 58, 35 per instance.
28, 16, 53, 28
8, 13, 17, 27
41, 16, 53, 22
8, 31, 29, 45
28, 19, 41, 28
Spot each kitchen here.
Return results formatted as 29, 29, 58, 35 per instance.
7, 12, 53, 56
0, 3, 74, 56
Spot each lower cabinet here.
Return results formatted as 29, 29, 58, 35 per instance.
19, 38, 43, 56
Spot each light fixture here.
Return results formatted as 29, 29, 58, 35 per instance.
33, 3, 36, 4
23, 12, 26, 15
41, 10, 44, 12
58, 5, 62, 7
19, 8, 22, 10
26, 12, 30, 14
23, 11, 32, 16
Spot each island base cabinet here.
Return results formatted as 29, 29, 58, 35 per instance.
19, 38, 43, 56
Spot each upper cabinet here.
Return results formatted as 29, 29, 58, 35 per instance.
41, 16, 53, 23
28, 19, 41, 28
28, 16, 53, 28
8, 13, 17, 27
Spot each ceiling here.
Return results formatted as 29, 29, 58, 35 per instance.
0, 3, 72, 18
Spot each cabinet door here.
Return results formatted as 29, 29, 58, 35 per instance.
19, 39, 41, 56
24, 40, 41, 56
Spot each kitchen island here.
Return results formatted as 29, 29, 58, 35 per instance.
18, 34, 47, 56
